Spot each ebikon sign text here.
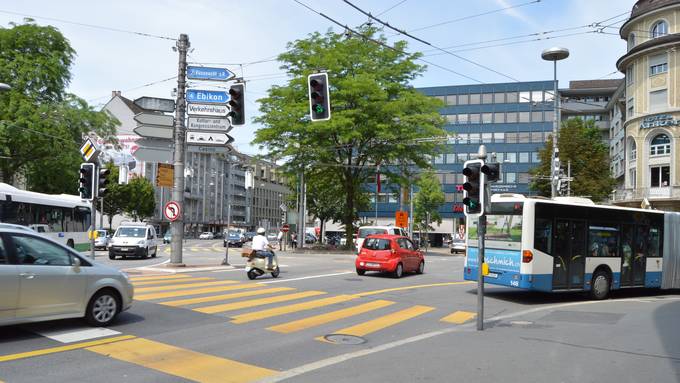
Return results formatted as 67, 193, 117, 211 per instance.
186, 89, 230, 104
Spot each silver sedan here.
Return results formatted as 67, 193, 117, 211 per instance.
0, 225, 133, 327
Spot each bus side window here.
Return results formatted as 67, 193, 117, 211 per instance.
534, 218, 552, 254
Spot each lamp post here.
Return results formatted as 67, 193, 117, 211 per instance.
541, 47, 569, 199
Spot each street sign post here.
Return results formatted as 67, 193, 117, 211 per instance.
134, 112, 174, 127
186, 131, 233, 145
133, 97, 176, 113
187, 116, 232, 131
186, 89, 230, 104
187, 66, 235, 81
79, 138, 99, 163
134, 125, 173, 139
164, 201, 181, 222
134, 147, 173, 163
187, 103, 229, 117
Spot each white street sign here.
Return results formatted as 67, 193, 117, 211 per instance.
187, 145, 232, 154
134, 112, 174, 127
133, 97, 175, 113
134, 147, 173, 163
186, 131, 233, 145
187, 116, 232, 131
134, 125, 173, 139
187, 103, 229, 117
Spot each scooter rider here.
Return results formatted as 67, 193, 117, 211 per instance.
252, 227, 275, 269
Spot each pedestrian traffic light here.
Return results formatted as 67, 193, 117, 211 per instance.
228, 83, 245, 126
308, 72, 330, 121
78, 163, 95, 200
98, 168, 110, 198
481, 162, 500, 183
462, 159, 485, 217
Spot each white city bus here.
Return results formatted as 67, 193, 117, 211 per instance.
0, 183, 91, 251
464, 194, 680, 299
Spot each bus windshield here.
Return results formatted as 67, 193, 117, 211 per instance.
469, 202, 523, 250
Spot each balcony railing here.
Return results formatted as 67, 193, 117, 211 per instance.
612, 186, 680, 202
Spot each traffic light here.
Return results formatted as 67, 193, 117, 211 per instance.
462, 159, 485, 216
228, 83, 245, 125
78, 163, 95, 200
308, 72, 330, 121
481, 162, 500, 183
98, 168, 110, 198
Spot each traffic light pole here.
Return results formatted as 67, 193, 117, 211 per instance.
90, 192, 96, 260
476, 214, 486, 331
170, 33, 189, 267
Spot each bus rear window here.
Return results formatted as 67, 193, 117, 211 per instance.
469, 202, 522, 250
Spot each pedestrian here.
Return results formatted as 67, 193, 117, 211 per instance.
277, 229, 284, 251
291, 233, 297, 248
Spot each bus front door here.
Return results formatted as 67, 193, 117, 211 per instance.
552, 219, 586, 290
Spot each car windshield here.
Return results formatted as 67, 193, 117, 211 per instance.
228, 231, 240, 238
359, 228, 387, 238
363, 238, 392, 250
97, 230, 107, 236
116, 227, 146, 238
202, 232, 211, 235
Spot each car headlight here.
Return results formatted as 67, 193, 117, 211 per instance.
137, 240, 146, 246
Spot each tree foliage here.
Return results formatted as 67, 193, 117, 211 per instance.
0, 22, 117, 192
253, 28, 446, 245
101, 162, 127, 229
530, 118, 616, 201
414, 170, 445, 232
123, 176, 156, 222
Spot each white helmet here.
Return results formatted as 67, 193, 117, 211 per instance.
257, 227, 266, 234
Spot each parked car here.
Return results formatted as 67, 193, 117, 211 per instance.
108, 222, 158, 259
450, 237, 466, 254
213, 231, 223, 239
224, 231, 245, 247
0, 224, 134, 327
356, 226, 409, 252
163, 231, 172, 244
94, 229, 110, 250
199, 232, 214, 240
244, 232, 257, 242
355, 234, 424, 278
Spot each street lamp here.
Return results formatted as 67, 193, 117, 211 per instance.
541, 47, 569, 199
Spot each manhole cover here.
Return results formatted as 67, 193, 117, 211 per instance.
323, 334, 367, 345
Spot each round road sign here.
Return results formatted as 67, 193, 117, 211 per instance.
282, 224, 290, 232
164, 201, 181, 222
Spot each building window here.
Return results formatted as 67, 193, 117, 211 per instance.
544, 91, 555, 102
649, 53, 668, 76
627, 98, 634, 119
531, 152, 540, 163
506, 112, 518, 123
457, 153, 468, 163
519, 152, 530, 163
531, 111, 543, 122
626, 65, 634, 85
506, 92, 519, 103
650, 20, 668, 39
446, 153, 457, 164
629, 168, 636, 188
519, 112, 530, 123
482, 113, 493, 123
519, 91, 531, 103
506, 132, 518, 143
458, 94, 469, 105
531, 132, 543, 142
505, 172, 517, 184
518, 132, 531, 143
630, 140, 637, 160
531, 91, 543, 103
494, 112, 505, 123
627, 33, 636, 51
493, 132, 505, 143
434, 154, 445, 164
446, 95, 457, 106
506, 152, 517, 163
482, 93, 493, 104
649, 89, 667, 112
518, 173, 530, 183
481, 132, 493, 143
470, 93, 481, 104
494, 93, 505, 103
458, 114, 469, 124
650, 134, 671, 156
650, 166, 670, 187
469, 113, 481, 124
544, 111, 554, 122
469, 133, 481, 143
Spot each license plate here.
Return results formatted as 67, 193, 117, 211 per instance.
486, 272, 498, 278
366, 263, 380, 268
120, 247, 130, 251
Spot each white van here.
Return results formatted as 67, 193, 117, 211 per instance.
355, 225, 408, 252
108, 222, 158, 259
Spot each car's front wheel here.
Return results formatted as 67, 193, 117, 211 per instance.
416, 261, 425, 274
108, 253, 115, 260
85, 289, 120, 326
356, 269, 366, 276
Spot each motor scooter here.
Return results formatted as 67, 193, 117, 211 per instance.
245, 250, 280, 280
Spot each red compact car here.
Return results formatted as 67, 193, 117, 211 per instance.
355, 234, 424, 278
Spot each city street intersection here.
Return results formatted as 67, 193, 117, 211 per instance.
1, 240, 679, 383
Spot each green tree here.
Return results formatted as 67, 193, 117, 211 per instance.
530, 118, 615, 201
414, 171, 445, 245
0, 22, 117, 192
123, 176, 155, 221
254, 27, 446, 247
101, 162, 127, 229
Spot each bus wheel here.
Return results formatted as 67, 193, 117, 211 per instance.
590, 271, 610, 300
67, 239, 75, 249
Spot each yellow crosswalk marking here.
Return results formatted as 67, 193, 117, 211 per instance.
354, 282, 474, 297
194, 291, 327, 314
0, 335, 136, 362
130, 274, 192, 282
268, 300, 395, 334
86, 338, 276, 383
135, 283, 264, 301
318, 305, 434, 341
135, 280, 238, 293
133, 277, 214, 286
160, 287, 297, 307
191, 247, 200, 252
231, 295, 358, 324
440, 310, 476, 324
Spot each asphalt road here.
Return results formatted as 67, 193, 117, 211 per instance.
2, 240, 679, 383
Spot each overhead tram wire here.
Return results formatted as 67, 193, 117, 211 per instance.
358, 0, 408, 28
86, 75, 177, 104
0, 9, 176, 41
342, 0, 521, 82
291, 0, 483, 83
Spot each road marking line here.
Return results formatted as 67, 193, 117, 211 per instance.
190, 247, 200, 252
231, 295, 357, 324
259, 271, 354, 284
0, 335, 136, 363
86, 337, 276, 383
268, 300, 395, 334
134, 280, 239, 293
130, 274, 192, 282
30, 327, 122, 344
354, 281, 474, 297
133, 277, 215, 286
160, 287, 297, 307
317, 305, 435, 342
440, 310, 476, 324
195, 291, 327, 314
135, 283, 264, 301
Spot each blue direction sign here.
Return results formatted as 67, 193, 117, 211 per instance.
187, 66, 235, 82
186, 89, 230, 104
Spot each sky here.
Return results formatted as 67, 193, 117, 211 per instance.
0, 0, 637, 155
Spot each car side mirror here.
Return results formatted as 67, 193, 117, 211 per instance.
72, 256, 81, 271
